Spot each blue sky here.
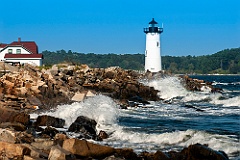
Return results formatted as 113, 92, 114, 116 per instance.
1, 0, 239, 56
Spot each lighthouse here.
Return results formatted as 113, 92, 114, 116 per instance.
144, 18, 163, 72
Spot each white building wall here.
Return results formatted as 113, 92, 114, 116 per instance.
0, 52, 5, 61
145, 33, 162, 72
0, 46, 31, 61
4, 58, 42, 66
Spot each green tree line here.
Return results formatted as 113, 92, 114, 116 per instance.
42, 47, 240, 74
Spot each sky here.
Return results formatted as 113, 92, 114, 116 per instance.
0, 0, 239, 56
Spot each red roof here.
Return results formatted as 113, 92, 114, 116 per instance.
10, 41, 38, 54
0, 43, 8, 48
4, 54, 43, 59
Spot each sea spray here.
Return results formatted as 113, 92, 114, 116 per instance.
104, 128, 239, 155
143, 76, 239, 107
33, 94, 119, 132
211, 96, 240, 107
146, 76, 188, 100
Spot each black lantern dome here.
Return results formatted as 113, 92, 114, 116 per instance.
144, 18, 163, 33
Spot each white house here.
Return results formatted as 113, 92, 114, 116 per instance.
0, 38, 43, 66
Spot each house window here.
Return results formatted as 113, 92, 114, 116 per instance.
8, 49, 12, 54
16, 49, 21, 54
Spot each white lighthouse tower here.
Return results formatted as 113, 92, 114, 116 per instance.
144, 18, 163, 72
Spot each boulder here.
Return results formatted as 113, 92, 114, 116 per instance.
167, 150, 185, 160
104, 71, 115, 79
0, 122, 26, 131
62, 138, 115, 159
48, 145, 75, 160
40, 126, 59, 138
0, 128, 35, 144
0, 141, 31, 159
103, 155, 125, 160
182, 143, 229, 160
22, 143, 48, 159
115, 148, 138, 160
153, 150, 170, 160
128, 96, 150, 105
54, 133, 69, 146
68, 116, 97, 140
31, 139, 55, 152
86, 90, 95, 97
37, 79, 69, 107
23, 155, 46, 160
16, 131, 35, 144
71, 92, 86, 101
50, 64, 59, 76
27, 95, 43, 107
138, 151, 154, 160
0, 128, 17, 143
0, 107, 30, 125
98, 130, 109, 140
34, 115, 65, 128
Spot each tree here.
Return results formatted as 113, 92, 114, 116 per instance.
188, 63, 194, 74
169, 62, 178, 73
42, 48, 240, 74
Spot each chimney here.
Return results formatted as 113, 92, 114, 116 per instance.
18, 37, 21, 42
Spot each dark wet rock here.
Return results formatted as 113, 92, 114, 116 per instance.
211, 87, 223, 93
68, 116, 97, 140
115, 148, 139, 160
181, 143, 229, 160
196, 108, 204, 112
138, 151, 154, 160
119, 104, 128, 109
153, 150, 170, 160
167, 150, 185, 160
180, 75, 223, 95
128, 101, 138, 107
34, 115, 65, 128
40, 126, 59, 139
129, 96, 150, 105
183, 104, 204, 112
98, 130, 109, 140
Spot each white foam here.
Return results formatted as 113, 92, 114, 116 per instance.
145, 76, 223, 104
146, 76, 189, 100
30, 94, 239, 157
31, 95, 119, 130
103, 128, 239, 155
144, 76, 240, 112
211, 95, 240, 107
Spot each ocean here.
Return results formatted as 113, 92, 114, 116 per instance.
31, 75, 240, 159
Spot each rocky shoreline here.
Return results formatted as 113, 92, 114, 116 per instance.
0, 63, 228, 160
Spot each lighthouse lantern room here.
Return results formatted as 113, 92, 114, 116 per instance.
144, 18, 163, 72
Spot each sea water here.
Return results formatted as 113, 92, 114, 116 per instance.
32, 75, 240, 159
